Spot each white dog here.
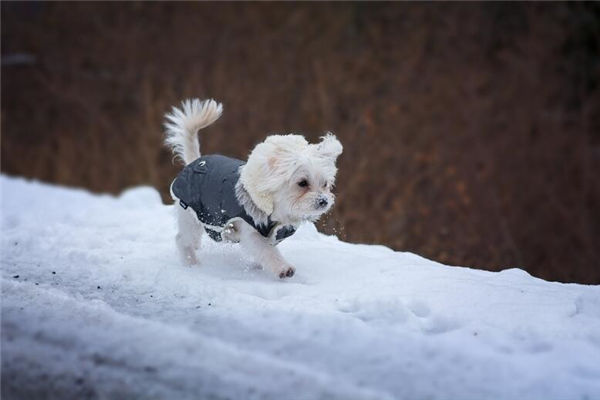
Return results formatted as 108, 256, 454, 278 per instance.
164, 99, 343, 278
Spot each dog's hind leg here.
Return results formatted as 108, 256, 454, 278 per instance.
175, 205, 203, 265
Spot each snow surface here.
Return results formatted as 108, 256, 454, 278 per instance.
1, 175, 600, 400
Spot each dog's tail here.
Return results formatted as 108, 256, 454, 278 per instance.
164, 98, 223, 165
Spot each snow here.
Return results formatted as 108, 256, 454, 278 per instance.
1, 175, 599, 400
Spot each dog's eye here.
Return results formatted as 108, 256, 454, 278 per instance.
322, 182, 328, 189
298, 179, 309, 188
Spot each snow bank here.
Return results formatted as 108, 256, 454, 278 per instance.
1, 175, 599, 400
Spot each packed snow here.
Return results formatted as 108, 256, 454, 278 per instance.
1, 175, 599, 400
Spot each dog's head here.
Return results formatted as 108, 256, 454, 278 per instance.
240, 133, 343, 223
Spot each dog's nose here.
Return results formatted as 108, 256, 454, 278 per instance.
317, 197, 328, 208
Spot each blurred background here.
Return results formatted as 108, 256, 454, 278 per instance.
2, 2, 599, 283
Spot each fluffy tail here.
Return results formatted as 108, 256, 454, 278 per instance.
164, 98, 223, 165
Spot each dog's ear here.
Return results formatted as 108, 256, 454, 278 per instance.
316, 133, 343, 162
240, 135, 308, 216
240, 152, 275, 215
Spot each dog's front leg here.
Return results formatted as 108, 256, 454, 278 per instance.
238, 223, 295, 279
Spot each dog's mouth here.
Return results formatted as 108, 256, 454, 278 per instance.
301, 214, 321, 222
301, 207, 331, 222
287, 193, 334, 222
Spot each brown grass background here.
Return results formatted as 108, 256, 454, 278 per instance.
2, 2, 599, 283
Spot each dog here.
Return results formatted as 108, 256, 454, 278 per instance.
164, 99, 343, 279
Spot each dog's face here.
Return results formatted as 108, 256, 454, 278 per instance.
272, 153, 337, 221
240, 133, 343, 223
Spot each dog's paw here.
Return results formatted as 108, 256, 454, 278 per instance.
278, 265, 296, 279
180, 248, 199, 266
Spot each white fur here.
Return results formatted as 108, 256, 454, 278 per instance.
175, 205, 203, 265
164, 99, 223, 165
239, 133, 342, 223
164, 98, 343, 279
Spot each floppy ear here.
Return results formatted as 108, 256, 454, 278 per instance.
316, 133, 343, 161
239, 135, 308, 216
239, 144, 275, 215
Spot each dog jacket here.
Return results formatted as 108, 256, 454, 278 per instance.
171, 154, 297, 244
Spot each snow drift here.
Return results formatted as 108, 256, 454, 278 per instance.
1, 175, 599, 400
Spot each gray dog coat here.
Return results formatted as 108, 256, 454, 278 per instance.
171, 154, 296, 244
